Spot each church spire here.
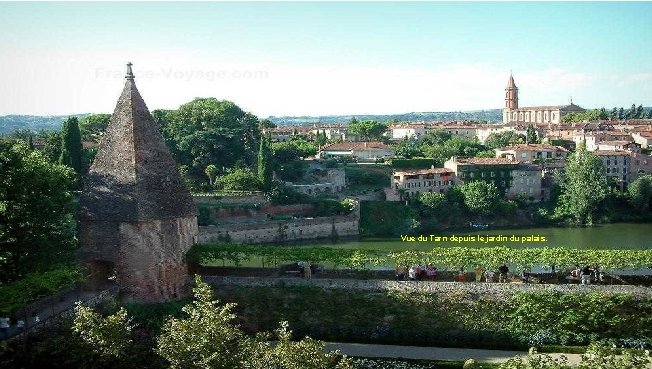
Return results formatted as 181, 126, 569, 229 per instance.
505, 72, 518, 110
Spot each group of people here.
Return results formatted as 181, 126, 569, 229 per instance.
396, 264, 517, 283
473, 265, 511, 283
395, 265, 439, 281
570, 265, 604, 285
0, 314, 40, 339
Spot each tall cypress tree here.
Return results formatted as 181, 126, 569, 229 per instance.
59, 117, 83, 174
257, 135, 272, 190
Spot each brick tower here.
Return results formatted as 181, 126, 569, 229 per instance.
79, 63, 198, 303
503, 73, 519, 123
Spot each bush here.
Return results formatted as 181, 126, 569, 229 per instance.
0, 266, 85, 315
214, 168, 261, 191
389, 157, 442, 169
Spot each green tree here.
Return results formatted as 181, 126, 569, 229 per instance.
257, 135, 272, 191
0, 139, 77, 282
635, 104, 644, 119
258, 118, 276, 129
628, 174, 652, 213
460, 181, 500, 216
156, 276, 353, 369
156, 276, 251, 369
59, 117, 83, 173
215, 167, 261, 191
618, 107, 625, 120
159, 98, 260, 177
626, 104, 637, 119
485, 130, 525, 149
72, 302, 134, 360
79, 113, 111, 141
315, 130, 327, 147
647, 108, 652, 119
347, 120, 388, 141
395, 136, 422, 158
526, 124, 539, 144
610, 107, 618, 120
204, 164, 218, 186
555, 147, 608, 224
249, 321, 353, 369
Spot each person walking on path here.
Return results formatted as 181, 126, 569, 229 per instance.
499, 264, 509, 283
474, 266, 484, 282
581, 265, 592, 285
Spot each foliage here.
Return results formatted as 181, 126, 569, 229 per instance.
78, 113, 111, 141
345, 167, 389, 187
156, 276, 352, 369
156, 276, 250, 369
157, 98, 260, 177
395, 136, 423, 158
390, 157, 442, 169
0, 266, 84, 316
59, 117, 83, 173
266, 183, 312, 205
313, 199, 356, 217
485, 131, 525, 150
271, 137, 317, 163
360, 201, 419, 236
248, 321, 354, 369
214, 167, 261, 192
555, 148, 608, 225
526, 125, 539, 144
275, 160, 308, 182
628, 174, 652, 213
188, 242, 652, 272
460, 181, 500, 216
498, 344, 650, 369
214, 285, 652, 353
257, 135, 272, 190
186, 244, 386, 269
347, 119, 388, 141
0, 139, 77, 283
204, 164, 218, 186
72, 303, 134, 360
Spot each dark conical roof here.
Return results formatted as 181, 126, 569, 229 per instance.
80, 66, 196, 221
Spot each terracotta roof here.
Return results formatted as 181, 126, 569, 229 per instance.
636, 132, 652, 138
598, 140, 635, 146
593, 150, 630, 156
322, 142, 394, 151
80, 70, 196, 222
454, 157, 519, 165
507, 74, 517, 88
394, 168, 454, 176
496, 143, 568, 152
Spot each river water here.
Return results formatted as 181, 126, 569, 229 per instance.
313, 223, 652, 251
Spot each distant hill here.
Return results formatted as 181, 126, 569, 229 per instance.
0, 109, 504, 135
267, 109, 503, 126
0, 114, 88, 135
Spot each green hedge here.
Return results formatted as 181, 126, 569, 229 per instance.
389, 157, 443, 169
214, 285, 652, 349
188, 243, 652, 271
360, 201, 419, 236
0, 266, 85, 315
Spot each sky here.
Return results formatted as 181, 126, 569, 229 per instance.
0, 1, 651, 118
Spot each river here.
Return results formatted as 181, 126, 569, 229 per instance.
312, 223, 652, 251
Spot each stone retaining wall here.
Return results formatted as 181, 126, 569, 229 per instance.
203, 276, 652, 298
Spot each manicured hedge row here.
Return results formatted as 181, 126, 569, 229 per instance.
188, 243, 652, 271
